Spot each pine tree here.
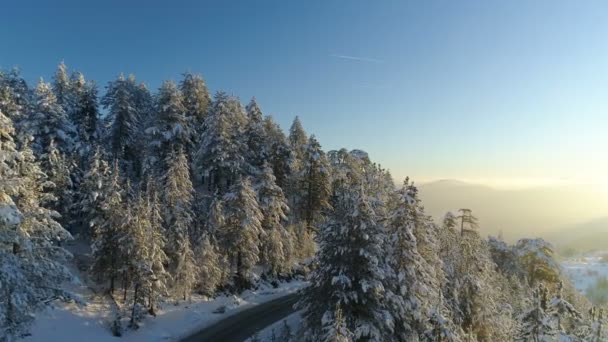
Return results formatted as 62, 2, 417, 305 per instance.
0, 68, 31, 123
179, 72, 210, 156
218, 177, 263, 289
143, 182, 170, 315
146, 80, 190, 174
298, 135, 331, 231
90, 161, 123, 294
385, 180, 426, 341
172, 237, 197, 301
255, 165, 291, 277
161, 148, 195, 269
517, 285, 555, 342
52, 62, 72, 112
76, 147, 110, 239
27, 80, 74, 157
72, 77, 99, 157
263, 116, 294, 189
194, 92, 246, 194
195, 236, 222, 297
244, 98, 269, 175
300, 185, 393, 342
101, 74, 141, 171
288, 116, 307, 162
1, 105, 74, 339
548, 281, 581, 338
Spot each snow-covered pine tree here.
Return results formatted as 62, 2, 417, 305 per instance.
179, 72, 210, 157
172, 236, 197, 301
90, 160, 123, 294
548, 281, 581, 339
385, 180, 427, 341
0, 68, 31, 124
244, 98, 269, 175
71, 76, 99, 158
1, 105, 74, 340
299, 183, 393, 342
218, 177, 263, 290
52, 62, 73, 113
517, 285, 555, 342
101, 74, 142, 175
297, 135, 330, 231
143, 181, 170, 315
76, 147, 110, 239
146, 80, 190, 174
263, 116, 294, 190
161, 148, 195, 273
194, 92, 246, 194
195, 235, 222, 297
43, 138, 74, 225
27, 79, 74, 157
255, 164, 291, 277
288, 116, 307, 163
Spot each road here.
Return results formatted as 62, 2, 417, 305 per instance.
181, 293, 300, 342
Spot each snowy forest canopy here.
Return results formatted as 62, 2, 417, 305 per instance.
0, 64, 605, 342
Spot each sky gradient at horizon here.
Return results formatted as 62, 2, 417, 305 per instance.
2, 0, 607, 188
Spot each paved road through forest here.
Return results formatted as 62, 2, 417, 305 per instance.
181, 293, 300, 342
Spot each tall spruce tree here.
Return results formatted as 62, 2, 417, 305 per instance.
194, 92, 246, 194
218, 177, 263, 289
298, 135, 331, 231
255, 164, 291, 277
179, 72, 210, 157
146, 80, 190, 174
161, 148, 195, 270
1, 105, 74, 339
300, 184, 393, 342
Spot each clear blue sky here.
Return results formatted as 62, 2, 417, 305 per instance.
2, 0, 608, 187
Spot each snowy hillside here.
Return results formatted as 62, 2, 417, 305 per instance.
561, 252, 608, 305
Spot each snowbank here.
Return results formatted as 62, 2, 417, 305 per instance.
23, 280, 307, 342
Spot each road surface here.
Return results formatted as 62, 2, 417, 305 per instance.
181, 293, 300, 342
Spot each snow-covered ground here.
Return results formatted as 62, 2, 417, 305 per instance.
561, 251, 608, 294
23, 279, 306, 342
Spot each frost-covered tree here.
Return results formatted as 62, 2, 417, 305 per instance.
255, 165, 291, 277
52, 62, 72, 112
71, 77, 99, 156
101, 74, 142, 173
194, 92, 246, 194
217, 177, 263, 289
27, 80, 74, 157
172, 237, 197, 301
161, 148, 195, 270
43, 139, 74, 224
0, 68, 31, 123
90, 161, 123, 293
244, 98, 269, 175
76, 147, 110, 239
515, 238, 560, 286
548, 281, 581, 339
179, 72, 210, 156
142, 183, 170, 315
404, 181, 446, 317
517, 285, 555, 342
263, 116, 294, 189
1, 105, 74, 340
146, 80, 190, 174
385, 181, 427, 341
195, 236, 222, 297
299, 185, 393, 342
288, 116, 307, 163
297, 135, 330, 231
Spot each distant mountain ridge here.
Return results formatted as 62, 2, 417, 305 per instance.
417, 179, 608, 243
